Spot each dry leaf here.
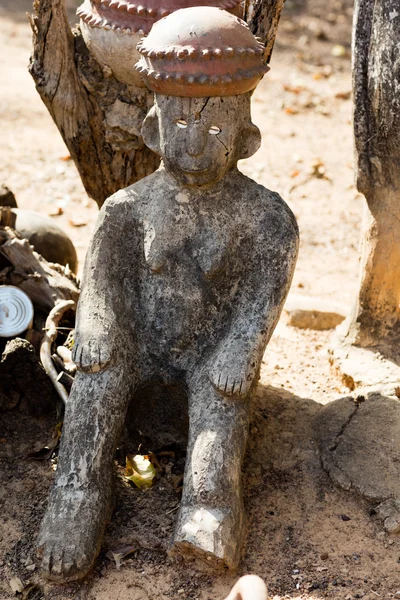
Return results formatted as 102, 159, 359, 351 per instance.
313, 65, 333, 80
170, 473, 184, 492
9, 576, 24, 594
335, 91, 351, 100
283, 84, 307, 95
310, 158, 329, 179
22, 584, 41, 600
27, 423, 62, 460
48, 207, 64, 217
106, 545, 137, 569
285, 107, 299, 115
68, 219, 88, 228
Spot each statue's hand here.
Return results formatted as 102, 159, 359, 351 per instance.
208, 349, 257, 397
72, 334, 112, 373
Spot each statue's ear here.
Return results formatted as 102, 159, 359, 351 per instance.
239, 122, 261, 160
141, 106, 161, 155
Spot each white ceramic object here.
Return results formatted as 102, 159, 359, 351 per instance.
79, 0, 144, 87
0, 286, 34, 338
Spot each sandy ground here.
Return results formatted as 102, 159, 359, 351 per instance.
1, 1, 400, 599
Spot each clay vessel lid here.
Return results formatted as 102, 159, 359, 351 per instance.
135, 7, 269, 97
77, 0, 243, 36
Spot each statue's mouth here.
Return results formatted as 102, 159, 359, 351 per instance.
182, 167, 210, 174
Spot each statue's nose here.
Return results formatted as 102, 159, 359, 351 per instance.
185, 125, 208, 157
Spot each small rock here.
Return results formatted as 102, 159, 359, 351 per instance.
341, 514, 351, 521
376, 499, 400, 533
320, 552, 329, 560
26, 564, 36, 572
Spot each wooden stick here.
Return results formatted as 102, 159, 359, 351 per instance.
40, 300, 76, 405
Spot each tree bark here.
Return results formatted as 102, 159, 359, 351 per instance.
29, 0, 285, 209
245, 0, 285, 63
29, 0, 160, 208
344, 0, 400, 360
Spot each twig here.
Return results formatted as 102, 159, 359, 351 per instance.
40, 300, 76, 405
165, 504, 180, 515
42, 326, 74, 331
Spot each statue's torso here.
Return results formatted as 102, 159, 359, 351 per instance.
85, 168, 298, 365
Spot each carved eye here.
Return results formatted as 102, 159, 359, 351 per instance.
176, 119, 188, 129
209, 125, 221, 135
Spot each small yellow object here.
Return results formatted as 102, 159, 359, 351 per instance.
125, 454, 156, 490
331, 44, 346, 58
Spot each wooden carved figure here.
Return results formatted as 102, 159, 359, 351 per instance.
37, 7, 299, 582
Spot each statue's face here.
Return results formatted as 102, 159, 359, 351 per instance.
153, 94, 254, 188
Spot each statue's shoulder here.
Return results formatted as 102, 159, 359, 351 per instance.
239, 174, 299, 241
102, 169, 171, 215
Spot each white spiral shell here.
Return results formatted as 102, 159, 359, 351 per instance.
0, 286, 34, 338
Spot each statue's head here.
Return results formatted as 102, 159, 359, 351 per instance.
136, 7, 269, 187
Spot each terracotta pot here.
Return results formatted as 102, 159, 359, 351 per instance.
136, 7, 268, 97
77, 0, 244, 87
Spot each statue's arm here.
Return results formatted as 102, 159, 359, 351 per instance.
72, 197, 130, 372
209, 200, 299, 396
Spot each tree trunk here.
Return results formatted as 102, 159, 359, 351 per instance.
29, 0, 160, 209
344, 0, 400, 360
29, 0, 285, 209
245, 0, 285, 63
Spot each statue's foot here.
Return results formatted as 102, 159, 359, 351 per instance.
170, 505, 244, 569
37, 484, 113, 582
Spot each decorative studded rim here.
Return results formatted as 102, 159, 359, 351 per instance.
135, 7, 269, 97
77, 0, 243, 35
0, 286, 34, 338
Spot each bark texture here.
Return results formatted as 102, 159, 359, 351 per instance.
245, 0, 285, 62
345, 0, 400, 358
29, 0, 160, 208
29, 0, 284, 208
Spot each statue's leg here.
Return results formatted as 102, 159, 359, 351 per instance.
37, 366, 136, 582
171, 371, 251, 569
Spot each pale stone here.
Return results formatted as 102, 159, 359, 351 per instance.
314, 394, 400, 532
